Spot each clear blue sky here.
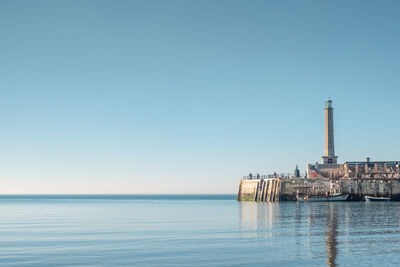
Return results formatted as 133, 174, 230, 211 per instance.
1, 0, 400, 193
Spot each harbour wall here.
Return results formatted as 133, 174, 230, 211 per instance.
237, 178, 400, 201
237, 178, 281, 202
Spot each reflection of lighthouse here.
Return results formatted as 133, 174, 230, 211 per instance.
322, 99, 338, 164
325, 204, 338, 267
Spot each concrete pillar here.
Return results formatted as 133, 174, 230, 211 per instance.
322, 99, 338, 164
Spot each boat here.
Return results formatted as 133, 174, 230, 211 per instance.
297, 194, 349, 202
365, 196, 391, 202
297, 182, 349, 202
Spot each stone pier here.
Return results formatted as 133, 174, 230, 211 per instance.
237, 178, 400, 201
237, 178, 281, 202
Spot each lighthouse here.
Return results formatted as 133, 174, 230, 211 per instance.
322, 99, 338, 164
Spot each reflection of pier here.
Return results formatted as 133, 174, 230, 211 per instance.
238, 202, 278, 238
325, 204, 338, 266
238, 202, 342, 265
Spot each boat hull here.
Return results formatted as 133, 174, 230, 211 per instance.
365, 196, 391, 202
297, 194, 349, 202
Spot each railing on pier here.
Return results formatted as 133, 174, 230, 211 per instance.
243, 172, 307, 180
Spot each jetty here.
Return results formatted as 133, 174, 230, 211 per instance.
237, 100, 400, 201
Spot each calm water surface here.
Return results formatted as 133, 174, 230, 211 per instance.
1, 195, 400, 266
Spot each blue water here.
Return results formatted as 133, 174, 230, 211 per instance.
1, 195, 400, 266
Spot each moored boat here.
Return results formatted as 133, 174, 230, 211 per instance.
297, 194, 349, 202
297, 182, 349, 202
365, 196, 391, 202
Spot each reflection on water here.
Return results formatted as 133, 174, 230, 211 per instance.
239, 202, 341, 266
325, 204, 338, 266
239, 201, 400, 265
239, 202, 278, 238
3, 197, 400, 266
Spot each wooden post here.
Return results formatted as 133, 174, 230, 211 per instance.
268, 180, 274, 202
275, 179, 281, 201
272, 179, 279, 202
264, 180, 270, 202
258, 180, 264, 201
256, 180, 262, 201
262, 180, 267, 201
271, 180, 276, 202
254, 181, 258, 201
237, 180, 243, 201
272, 179, 277, 201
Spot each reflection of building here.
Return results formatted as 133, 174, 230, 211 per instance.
307, 100, 400, 179
325, 204, 338, 267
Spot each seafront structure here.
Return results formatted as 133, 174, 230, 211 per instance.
237, 100, 400, 201
322, 99, 337, 164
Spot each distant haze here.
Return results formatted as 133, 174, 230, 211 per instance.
1, 0, 400, 193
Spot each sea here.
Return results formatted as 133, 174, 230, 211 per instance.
1, 195, 400, 266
